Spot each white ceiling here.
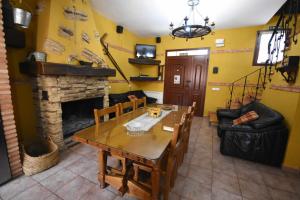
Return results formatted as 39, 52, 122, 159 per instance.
91, 0, 287, 37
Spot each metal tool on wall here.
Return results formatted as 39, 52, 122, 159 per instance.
100, 33, 129, 83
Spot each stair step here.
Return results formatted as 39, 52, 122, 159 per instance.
208, 112, 218, 126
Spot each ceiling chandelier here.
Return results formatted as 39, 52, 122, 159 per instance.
169, 0, 215, 41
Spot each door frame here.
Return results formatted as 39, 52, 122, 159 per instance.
164, 47, 210, 116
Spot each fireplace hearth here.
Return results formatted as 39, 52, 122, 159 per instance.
62, 97, 103, 138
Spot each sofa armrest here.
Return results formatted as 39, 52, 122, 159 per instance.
217, 109, 240, 120
219, 124, 254, 132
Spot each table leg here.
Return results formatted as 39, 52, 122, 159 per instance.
151, 164, 160, 200
98, 149, 107, 189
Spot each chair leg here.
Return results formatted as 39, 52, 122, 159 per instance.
98, 149, 107, 188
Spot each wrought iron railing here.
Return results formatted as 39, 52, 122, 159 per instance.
228, 67, 267, 109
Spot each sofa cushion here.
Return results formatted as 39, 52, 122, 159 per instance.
240, 102, 284, 129
233, 111, 259, 126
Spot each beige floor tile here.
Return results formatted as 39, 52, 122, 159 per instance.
0, 176, 37, 200
113, 194, 139, 200
55, 176, 95, 200
40, 168, 77, 192
212, 171, 240, 195
190, 154, 212, 170
213, 155, 237, 177
187, 164, 213, 186
268, 187, 300, 200
181, 179, 211, 200
178, 162, 190, 177
80, 184, 116, 200
212, 188, 243, 200
257, 164, 286, 177
168, 192, 180, 200
263, 172, 295, 193
239, 179, 271, 200
171, 174, 187, 195
234, 160, 264, 185
66, 157, 97, 176
70, 143, 97, 156
58, 150, 84, 168
45, 194, 63, 200
80, 164, 99, 184
13, 184, 54, 200
31, 164, 64, 182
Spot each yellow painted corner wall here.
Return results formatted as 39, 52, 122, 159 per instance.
258, 19, 300, 169
7, 0, 39, 144
36, 0, 141, 93
138, 25, 263, 115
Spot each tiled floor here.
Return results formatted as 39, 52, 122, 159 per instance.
0, 117, 299, 200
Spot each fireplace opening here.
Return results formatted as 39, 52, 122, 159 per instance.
62, 97, 103, 138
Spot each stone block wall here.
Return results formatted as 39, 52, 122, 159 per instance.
32, 75, 109, 149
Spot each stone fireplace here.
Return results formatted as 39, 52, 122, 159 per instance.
20, 62, 116, 149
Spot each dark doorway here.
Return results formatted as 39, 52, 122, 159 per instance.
0, 114, 12, 185
164, 48, 209, 116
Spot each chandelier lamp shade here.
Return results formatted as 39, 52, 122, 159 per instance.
169, 0, 215, 40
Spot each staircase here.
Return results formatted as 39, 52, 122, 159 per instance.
209, 67, 267, 126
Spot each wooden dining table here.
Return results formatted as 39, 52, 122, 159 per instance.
72, 105, 188, 200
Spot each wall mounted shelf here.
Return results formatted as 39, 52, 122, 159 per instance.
130, 76, 159, 81
128, 58, 161, 65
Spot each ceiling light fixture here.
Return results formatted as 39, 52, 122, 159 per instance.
169, 0, 215, 41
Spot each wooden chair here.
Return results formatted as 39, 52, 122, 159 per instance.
119, 101, 135, 114
128, 113, 187, 200
134, 97, 146, 109
94, 105, 127, 176
182, 105, 196, 155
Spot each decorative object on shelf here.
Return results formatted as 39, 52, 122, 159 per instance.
169, 0, 215, 41
81, 48, 104, 65
264, 0, 299, 83
13, 7, 32, 28
58, 26, 74, 39
63, 7, 88, 21
27, 51, 47, 62
44, 38, 65, 55
276, 56, 299, 84
81, 32, 90, 43
147, 107, 162, 118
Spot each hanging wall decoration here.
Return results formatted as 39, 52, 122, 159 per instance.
81, 32, 90, 43
44, 38, 66, 55
63, 7, 88, 21
81, 48, 104, 65
58, 26, 74, 39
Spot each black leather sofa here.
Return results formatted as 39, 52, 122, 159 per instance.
109, 90, 157, 106
217, 102, 289, 166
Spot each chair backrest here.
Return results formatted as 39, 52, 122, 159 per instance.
170, 113, 186, 155
119, 101, 135, 114
94, 105, 120, 125
135, 97, 146, 109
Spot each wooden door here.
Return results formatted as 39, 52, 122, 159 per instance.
164, 52, 209, 116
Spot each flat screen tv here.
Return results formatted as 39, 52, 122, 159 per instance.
135, 44, 156, 59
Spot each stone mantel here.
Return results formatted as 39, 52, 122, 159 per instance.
20, 61, 116, 77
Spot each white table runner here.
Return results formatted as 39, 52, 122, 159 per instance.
124, 110, 172, 132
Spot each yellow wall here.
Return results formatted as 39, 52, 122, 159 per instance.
36, 0, 141, 93
7, 0, 39, 144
